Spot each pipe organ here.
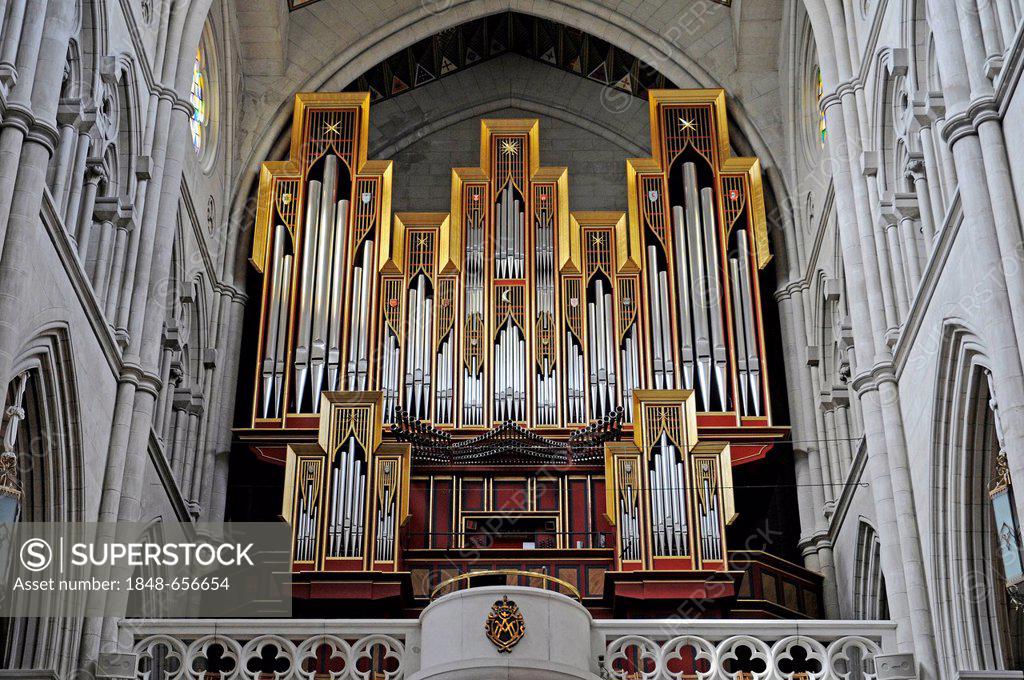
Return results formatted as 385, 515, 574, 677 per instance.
247, 90, 789, 615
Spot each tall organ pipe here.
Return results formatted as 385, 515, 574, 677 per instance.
700, 187, 727, 409
736, 230, 761, 416
261, 225, 290, 418
683, 162, 712, 410
645, 245, 667, 389
294, 179, 322, 411
309, 157, 338, 411
671, 206, 695, 390
729, 257, 751, 416
327, 199, 350, 392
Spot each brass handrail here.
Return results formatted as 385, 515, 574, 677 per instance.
429, 569, 582, 601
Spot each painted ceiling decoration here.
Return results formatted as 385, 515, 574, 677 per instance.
337, 11, 678, 104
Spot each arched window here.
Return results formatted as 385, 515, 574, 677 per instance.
816, 66, 827, 146
189, 47, 208, 153
853, 521, 889, 619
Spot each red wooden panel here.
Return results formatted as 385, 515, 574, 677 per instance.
536, 479, 559, 511
494, 479, 528, 511
461, 479, 485, 511
434, 478, 453, 548
407, 479, 430, 549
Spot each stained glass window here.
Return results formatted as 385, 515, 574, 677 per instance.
190, 48, 207, 153
816, 67, 826, 146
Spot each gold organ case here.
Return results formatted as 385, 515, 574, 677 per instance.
243, 89, 809, 616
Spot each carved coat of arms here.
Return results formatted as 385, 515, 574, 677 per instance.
485, 595, 525, 653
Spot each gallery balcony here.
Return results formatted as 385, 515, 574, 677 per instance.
122, 585, 896, 680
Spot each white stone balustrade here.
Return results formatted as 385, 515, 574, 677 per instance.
596, 620, 896, 680
122, 606, 896, 680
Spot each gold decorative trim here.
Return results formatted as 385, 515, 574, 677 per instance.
431, 569, 582, 601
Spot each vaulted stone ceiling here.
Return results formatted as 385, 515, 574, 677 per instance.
286, 0, 731, 10
231, 0, 785, 221
339, 12, 676, 105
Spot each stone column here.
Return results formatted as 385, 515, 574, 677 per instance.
47, 113, 77, 208
859, 154, 899, 332
976, 0, 1007, 78
61, 122, 94, 238
113, 157, 152, 346
169, 397, 189, 482
89, 196, 118, 292
820, 396, 844, 498
882, 216, 910, 319
0, 0, 48, 255
0, 0, 27, 87
0, 0, 74, 387
913, 102, 948, 224
775, 282, 840, 616
906, 158, 937, 244
103, 212, 133, 320
180, 393, 203, 512
207, 291, 247, 523
816, 79, 920, 659
74, 158, 105, 260
833, 384, 855, 476
111, 97, 193, 541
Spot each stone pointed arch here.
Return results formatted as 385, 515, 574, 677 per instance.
853, 519, 888, 620
930, 320, 1023, 673
0, 323, 85, 675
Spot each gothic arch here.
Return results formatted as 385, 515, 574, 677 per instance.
1, 324, 85, 675
232, 1, 791, 244
930, 321, 1023, 673
853, 519, 888, 619
871, 49, 912, 195
368, 93, 647, 162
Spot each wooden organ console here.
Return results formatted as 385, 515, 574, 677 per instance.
242, 90, 805, 617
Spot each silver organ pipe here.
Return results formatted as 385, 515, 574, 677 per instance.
644, 245, 669, 389
728, 258, 750, 416
404, 273, 433, 420
381, 329, 400, 421
670, 205, 695, 390
649, 454, 664, 555
587, 278, 618, 419
682, 162, 712, 411
463, 201, 485, 425
346, 238, 375, 391
700, 188, 727, 409
354, 476, 365, 556
261, 225, 292, 418
327, 199, 351, 392
586, 300, 599, 413
294, 179, 321, 411
309, 157, 339, 412
435, 333, 453, 424
495, 184, 525, 279
296, 478, 319, 562
731, 230, 762, 416
376, 482, 395, 562
534, 199, 557, 425
495, 321, 526, 422
657, 269, 676, 387
326, 437, 367, 558
565, 332, 585, 423
649, 433, 688, 556
699, 469, 722, 561
620, 327, 639, 421
618, 465, 640, 561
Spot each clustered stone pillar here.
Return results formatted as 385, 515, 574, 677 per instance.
801, 2, 943, 677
